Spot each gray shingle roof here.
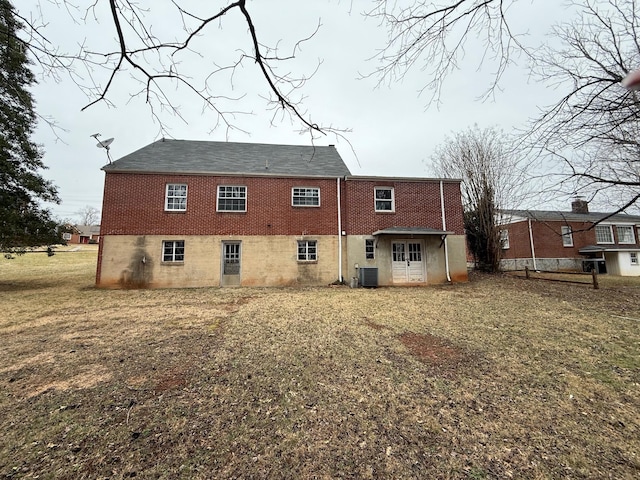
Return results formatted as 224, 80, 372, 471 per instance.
502, 209, 640, 224
103, 140, 352, 177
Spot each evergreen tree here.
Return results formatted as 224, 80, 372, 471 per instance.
0, 0, 62, 253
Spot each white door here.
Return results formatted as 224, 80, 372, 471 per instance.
392, 241, 425, 283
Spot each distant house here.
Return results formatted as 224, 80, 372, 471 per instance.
96, 139, 468, 288
66, 225, 101, 244
500, 199, 640, 276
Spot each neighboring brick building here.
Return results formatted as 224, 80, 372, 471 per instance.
500, 199, 640, 276
96, 139, 468, 288
65, 225, 101, 244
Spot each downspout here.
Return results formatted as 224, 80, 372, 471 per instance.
440, 181, 452, 282
337, 177, 343, 283
528, 218, 538, 271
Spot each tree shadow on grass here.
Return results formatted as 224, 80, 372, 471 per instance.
0, 280, 57, 292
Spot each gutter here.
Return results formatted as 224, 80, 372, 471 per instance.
439, 181, 452, 282
528, 218, 538, 271
337, 177, 343, 283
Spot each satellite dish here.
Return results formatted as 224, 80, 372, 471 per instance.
96, 138, 114, 149
90, 133, 115, 164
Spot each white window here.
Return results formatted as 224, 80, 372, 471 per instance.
165, 184, 187, 211
62, 232, 72, 241
374, 187, 394, 212
365, 239, 375, 259
217, 186, 246, 212
292, 187, 320, 206
162, 240, 185, 262
631, 252, 638, 265
617, 225, 635, 244
297, 240, 317, 262
561, 226, 573, 247
595, 225, 614, 244
500, 230, 510, 249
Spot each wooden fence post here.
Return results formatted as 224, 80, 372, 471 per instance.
525, 266, 530, 279
592, 268, 599, 289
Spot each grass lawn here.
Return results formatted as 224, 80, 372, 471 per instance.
0, 249, 639, 479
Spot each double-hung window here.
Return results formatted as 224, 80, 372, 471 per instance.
165, 184, 187, 211
292, 187, 320, 206
631, 252, 638, 266
365, 239, 375, 259
375, 187, 394, 212
297, 240, 317, 262
617, 225, 635, 244
163, 240, 185, 262
500, 230, 510, 249
217, 186, 246, 212
561, 226, 573, 247
595, 225, 614, 244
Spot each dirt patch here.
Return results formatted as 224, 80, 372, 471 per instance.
154, 370, 189, 393
398, 331, 467, 370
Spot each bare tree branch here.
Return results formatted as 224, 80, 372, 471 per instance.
525, 0, 640, 213
15, 0, 350, 139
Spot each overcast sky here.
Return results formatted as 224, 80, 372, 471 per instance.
20, 0, 576, 221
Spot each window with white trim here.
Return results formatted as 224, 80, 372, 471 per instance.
500, 230, 510, 249
292, 187, 320, 206
374, 187, 394, 212
165, 184, 187, 211
297, 240, 317, 262
162, 240, 185, 262
617, 225, 635, 244
365, 239, 375, 259
217, 186, 246, 212
561, 226, 573, 247
631, 252, 638, 265
62, 232, 72, 241
595, 225, 614, 244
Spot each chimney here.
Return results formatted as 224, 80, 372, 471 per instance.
571, 198, 589, 214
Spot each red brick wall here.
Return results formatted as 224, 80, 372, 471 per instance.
342, 179, 464, 235
501, 220, 597, 259
100, 173, 343, 236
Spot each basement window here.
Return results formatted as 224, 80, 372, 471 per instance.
297, 240, 317, 262
162, 240, 185, 262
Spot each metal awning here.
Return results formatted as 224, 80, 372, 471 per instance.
579, 245, 640, 254
372, 226, 453, 236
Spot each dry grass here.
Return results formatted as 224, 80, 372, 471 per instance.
1, 250, 639, 479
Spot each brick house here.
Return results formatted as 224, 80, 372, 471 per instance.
64, 225, 101, 244
96, 140, 468, 288
500, 199, 640, 276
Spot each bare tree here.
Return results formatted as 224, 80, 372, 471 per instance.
527, 0, 640, 213
13, 1, 347, 139
75, 205, 100, 226
432, 125, 529, 271
364, 0, 532, 106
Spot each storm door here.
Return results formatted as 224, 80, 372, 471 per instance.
221, 241, 241, 286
